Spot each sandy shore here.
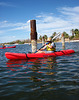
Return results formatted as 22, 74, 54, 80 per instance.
69, 40, 79, 42
57, 39, 79, 43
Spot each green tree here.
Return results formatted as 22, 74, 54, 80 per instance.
43, 35, 47, 40
51, 32, 57, 38
63, 32, 69, 38
75, 29, 78, 31
71, 29, 75, 36
53, 32, 56, 37
39, 35, 42, 41
70, 29, 79, 39
74, 29, 79, 38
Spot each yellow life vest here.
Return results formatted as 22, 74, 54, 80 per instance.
46, 43, 56, 51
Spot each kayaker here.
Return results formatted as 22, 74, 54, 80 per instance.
2, 44, 6, 48
37, 37, 56, 53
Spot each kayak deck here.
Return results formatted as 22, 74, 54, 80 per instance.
5, 49, 75, 60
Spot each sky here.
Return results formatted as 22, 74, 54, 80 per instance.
0, 0, 79, 43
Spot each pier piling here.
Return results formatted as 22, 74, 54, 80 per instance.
42, 36, 45, 46
30, 20, 37, 53
61, 33, 65, 49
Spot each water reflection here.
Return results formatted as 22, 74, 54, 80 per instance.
6, 57, 57, 83
6, 57, 57, 70
6, 60, 27, 71
62, 45, 65, 50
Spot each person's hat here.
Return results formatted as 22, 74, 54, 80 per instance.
47, 37, 52, 41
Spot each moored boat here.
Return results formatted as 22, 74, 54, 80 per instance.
5, 49, 75, 60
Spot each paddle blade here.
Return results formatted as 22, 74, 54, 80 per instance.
52, 32, 60, 40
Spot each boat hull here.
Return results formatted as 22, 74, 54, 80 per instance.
5, 49, 75, 60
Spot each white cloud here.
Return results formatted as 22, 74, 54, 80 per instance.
0, 30, 4, 34
27, 20, 30, 23
0, 6, 79, 43
58, 6, 79, 22
0, 2, 15, 7
60, 6, 79, 13
35, 6, 79, 37
0, 21, 26, 28
0, 21, 30, 35
0, 20, 8, 24
0, 35, 16, 43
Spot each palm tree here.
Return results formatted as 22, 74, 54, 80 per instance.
63, 31, 69, 38
50, 32, 57, 39
43, 35, 48, 41
71, 29, 75, 36
39, 35, 42, 41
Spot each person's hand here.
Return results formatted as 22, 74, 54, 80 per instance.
44, 43, 46, 46
37, 49, 39, 51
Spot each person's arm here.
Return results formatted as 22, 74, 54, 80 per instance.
40, 45, 47, 50
37, 45, 47, 51
47, 43, 54, 48
47, 45, 53, 49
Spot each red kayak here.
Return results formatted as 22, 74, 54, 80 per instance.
5, 49, 75, 60
0, 46, 16, 49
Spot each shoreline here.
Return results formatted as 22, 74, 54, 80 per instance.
69, 40, 79, 42
0, 39, 79, 45
56, 39, 79, 43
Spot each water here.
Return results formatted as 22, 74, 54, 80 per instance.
0, 42, 79, 100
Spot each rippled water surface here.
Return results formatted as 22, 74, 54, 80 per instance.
0, 42, 79, 100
